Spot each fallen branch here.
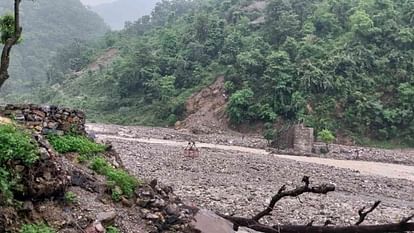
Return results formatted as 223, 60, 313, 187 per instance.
355, 201, 381, 225
253, 176, 334, 222
218, 176, 414, 233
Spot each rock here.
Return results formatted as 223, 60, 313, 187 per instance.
39, 148, 50, 160
145, 213, 160, 220
47, 122, 59, 129
85, 221, 105, 233
43, 171, 52, 180
0, 104, 86, 135
121, 197, 133, 207
151, 198, 166, 208
15, 165, 25, 172
0, 117, 12, 125
189, 209, 234, 233
136, 198, 151, 208
96, 211, 117, 225
174, 121, 182, 129
165, 204, 179, 215
22, 201, 34, 212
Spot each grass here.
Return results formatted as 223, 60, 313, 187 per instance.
106, 226, 120, 233
47, 134, 107, 156
0, 124, 39, 204
19, 223, 55, 233
64, 191, 77, 205
90, 157, 140, 200
0, 124, 39, 165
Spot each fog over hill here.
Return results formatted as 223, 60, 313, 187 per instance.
91, 0, 160, 30
80, 0, 116, 6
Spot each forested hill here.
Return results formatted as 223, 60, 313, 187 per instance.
91, 0, 159, 30
0, 0, 109, 97
44, 0, 414, 146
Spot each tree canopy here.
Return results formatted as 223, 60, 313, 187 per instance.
0, 0, 109, 95
34, 0, 414, 146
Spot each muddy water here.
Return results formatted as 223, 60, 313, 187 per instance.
93, 134, 414, 182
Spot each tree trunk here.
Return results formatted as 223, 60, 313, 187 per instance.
0, 0, 22, 89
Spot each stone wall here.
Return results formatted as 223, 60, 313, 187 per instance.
271, 124, 315, 153
293, 124, 314, 153
0, 104, 86, 135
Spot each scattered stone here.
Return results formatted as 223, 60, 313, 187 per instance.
1, 104, 86, 135
96, 211, 116, 225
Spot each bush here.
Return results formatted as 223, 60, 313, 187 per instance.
20, 223, 55, 233
48, 134, 107, 156
227, 88, 254, 124
90, 157, 139, 199
64, 191, 77, 205
0, 125, 39, 165
106, 226, 120, 233
317, 129, 335, 144
0, 125, 39, 204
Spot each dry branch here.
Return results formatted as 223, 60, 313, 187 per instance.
355, 201, 381, 225
218, 176, 414, 233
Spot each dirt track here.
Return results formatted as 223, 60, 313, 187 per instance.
87, 124, 414, 226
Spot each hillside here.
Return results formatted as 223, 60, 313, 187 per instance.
0, 0, 109, 99
91, 0, 159, 30
42, 0, 414, 146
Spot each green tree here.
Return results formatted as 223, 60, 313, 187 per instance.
227, 88, 254, 124
0, 0, 22, 89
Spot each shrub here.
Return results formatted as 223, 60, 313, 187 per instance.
48, 134, 107, 156
0, 125, 39, 165
90, 157, 139, 200
0, 125, 39, 203
106, 226, 120, 233
64, 191, 77, 205
317, 129, 336, 144
19, 223, 55, 233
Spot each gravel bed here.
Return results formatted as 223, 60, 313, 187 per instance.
108, 138, 414, 226
87, 124, 414, 166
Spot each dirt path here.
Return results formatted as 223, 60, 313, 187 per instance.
94, 134, 414, 181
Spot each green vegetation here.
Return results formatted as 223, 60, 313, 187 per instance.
318, 129, 336, 145
106, 226, 120, 233
0, 0, 108, 99
47, 134, 107, 156
64, 191, 77, 205
0, 124, 39, 203
14, 0, 414, 146
0, 13, 15, 44
90, 157, 139, 200
19, 223, 55, 233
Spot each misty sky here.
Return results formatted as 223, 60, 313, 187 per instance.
80, 0, 117, 6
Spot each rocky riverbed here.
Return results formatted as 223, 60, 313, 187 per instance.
89, 124, 414, 228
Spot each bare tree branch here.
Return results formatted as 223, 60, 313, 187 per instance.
217, 176, 414, 233
252, 176, 335, 222
355, 201, 381, 225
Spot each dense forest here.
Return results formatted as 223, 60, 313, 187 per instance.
15, 0, 414, 146
0, 0, 108, 97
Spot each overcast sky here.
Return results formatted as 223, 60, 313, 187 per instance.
80, 0, 117, 6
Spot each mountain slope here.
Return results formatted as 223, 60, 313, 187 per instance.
43, 0, 414, 146
92, 0, 159, 30
0, 0, 109, 97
